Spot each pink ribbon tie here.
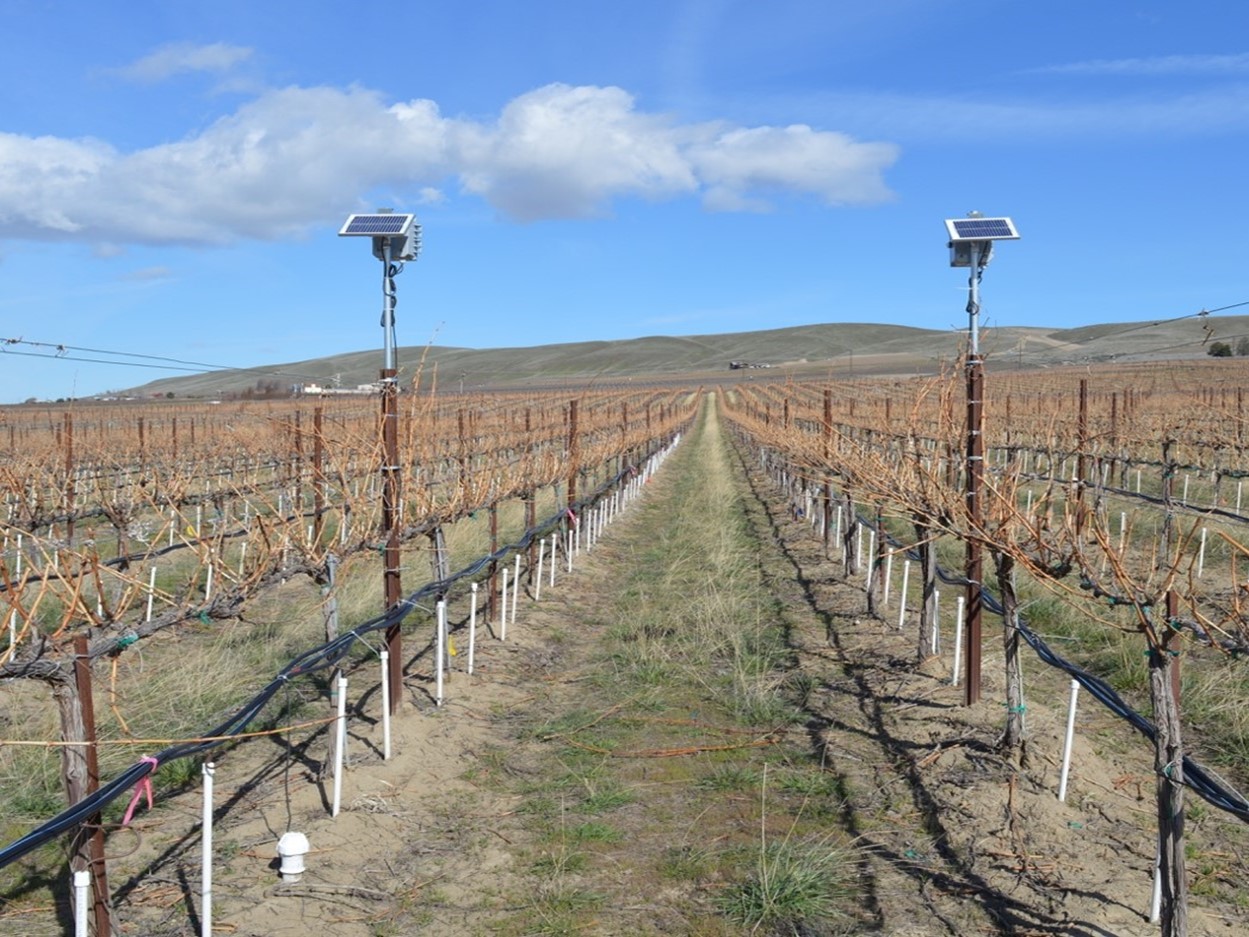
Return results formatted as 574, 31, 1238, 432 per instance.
123, 756, 159, 826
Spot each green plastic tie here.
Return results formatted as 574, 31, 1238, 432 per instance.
198, 611, 211, 625
115, 634, 138, 650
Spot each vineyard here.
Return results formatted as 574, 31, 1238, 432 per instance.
3, 358, 1249, 935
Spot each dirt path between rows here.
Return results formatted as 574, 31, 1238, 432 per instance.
91, 398, 1247, 937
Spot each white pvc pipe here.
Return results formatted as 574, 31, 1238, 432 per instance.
146, 566, 156, 622
332, 674, 347, 818
897, 560, 911, 630
435, 600, 446, 706
1150, 846, 1162, 923
204, 562, 214, 602
883, 552, 893, 608
952, 596, 965, 686
380, 649, 392, 759
566, 531, 573, 573
856, 524, 864, 568
931, 589, 940, 655
238, 541, 248, 576
500, 567, 509, 642
73, 869, 90, 937
201, 762, 215, 937
1238, 480, 1244, 515
1118, 512, 1127, 554
467, 583, 479, 675
1058, 679, 1079, 802
535, 540, 545, 601
550, 533, 558, 587
512, 554, 521, 628
1197, 527, 1207, 578
864, 530, 875, 588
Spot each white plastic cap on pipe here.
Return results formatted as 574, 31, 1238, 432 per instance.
276, 831, 310, 883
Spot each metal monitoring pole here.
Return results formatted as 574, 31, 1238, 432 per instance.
944, 213, 1019, 706
340, 211, 421, 714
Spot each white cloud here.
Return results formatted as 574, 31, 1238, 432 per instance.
115, 42, 254, 83
0, 82, 899, 244
1030, 52, 1249, 77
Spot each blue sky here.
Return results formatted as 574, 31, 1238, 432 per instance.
1, 1, 1247, 401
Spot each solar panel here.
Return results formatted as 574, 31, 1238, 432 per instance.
339, 213, 414, 237
944, 217, 1019, 242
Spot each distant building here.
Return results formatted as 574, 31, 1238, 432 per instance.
728, 361, 772, 370
295, 382, 384, 396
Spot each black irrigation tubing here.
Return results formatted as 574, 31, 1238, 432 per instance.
763, 444, 1249, 827
0, 438, 678, 870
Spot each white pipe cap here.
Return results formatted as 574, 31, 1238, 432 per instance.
276, 831, 310, 882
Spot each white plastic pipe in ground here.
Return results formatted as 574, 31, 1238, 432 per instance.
1150, 846, 1162, 923
883, 552, 893, 608
73, 869, 90, 937
500, 567, 509, 642
379, 649, 392, 759
535, 540, 545, 601
467, 583, 478, 675
1058, 679, 1080, 802
856, 524, 864, 569
201, 761, 215, 937
897, 560, 911, 630
146, 566, 157, 622
566, 531, 573, 573
435, 600, 447, 706
864, 531, 875, 589
951, 596, 965, 686
511, 555, 521, 628
930, 589, 940, 656
332, 674, 347, 818
205, 562, 214, 602
1198, 527, 1207, 578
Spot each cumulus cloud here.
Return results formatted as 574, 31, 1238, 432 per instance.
114, 42, 254, 83
0, 81, 898, 245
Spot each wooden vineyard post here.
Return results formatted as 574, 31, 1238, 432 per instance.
64, 412, 75, 546
964, 352, 985, 705
380, 367, 403, 714
1075, 378, 1088, 534
53, 637, 111, 936
313, 407, 325, 544
566, 399, 580, 509
488, 504, 499, 624
823, 390, 834, 556
1152, 589, 1187, 935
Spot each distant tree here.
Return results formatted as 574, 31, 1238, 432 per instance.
1236, 337, 1249, 357
1208, 341, 1233, 357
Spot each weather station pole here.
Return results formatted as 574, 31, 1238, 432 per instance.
340, 211, 421, 714
944, 212, 1019, 706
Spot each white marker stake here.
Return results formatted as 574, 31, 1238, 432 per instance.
864, 530, 875, 589
1197, 527, 1207, 579
435, 600, 446, 707
146, 566, 157, 622
931, 589, 940, 656
332, 674, 348, 818
238, 542, 248, 576
202, 762, 215, 937
856, 524, 864, 569
952, 596, 965, 686
1058, 679, 1080, 802
73, 869, 90, 937
379, 649, 392, 759
883, 552, 893, 608
512, 554, 521, 628
204, 562, 214, 602
550, 533, 558, 587
566, 531, 573, 573
467, 583, 478, 676
1118, 512, 1127, 554
535, 540, 545, 601
1239, 480, 1244, 515
897, 560, 911, 630
500, 567, 509, 642
1150, 846, 1162, 923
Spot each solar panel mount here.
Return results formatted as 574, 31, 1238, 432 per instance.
339, 213, 415, 237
